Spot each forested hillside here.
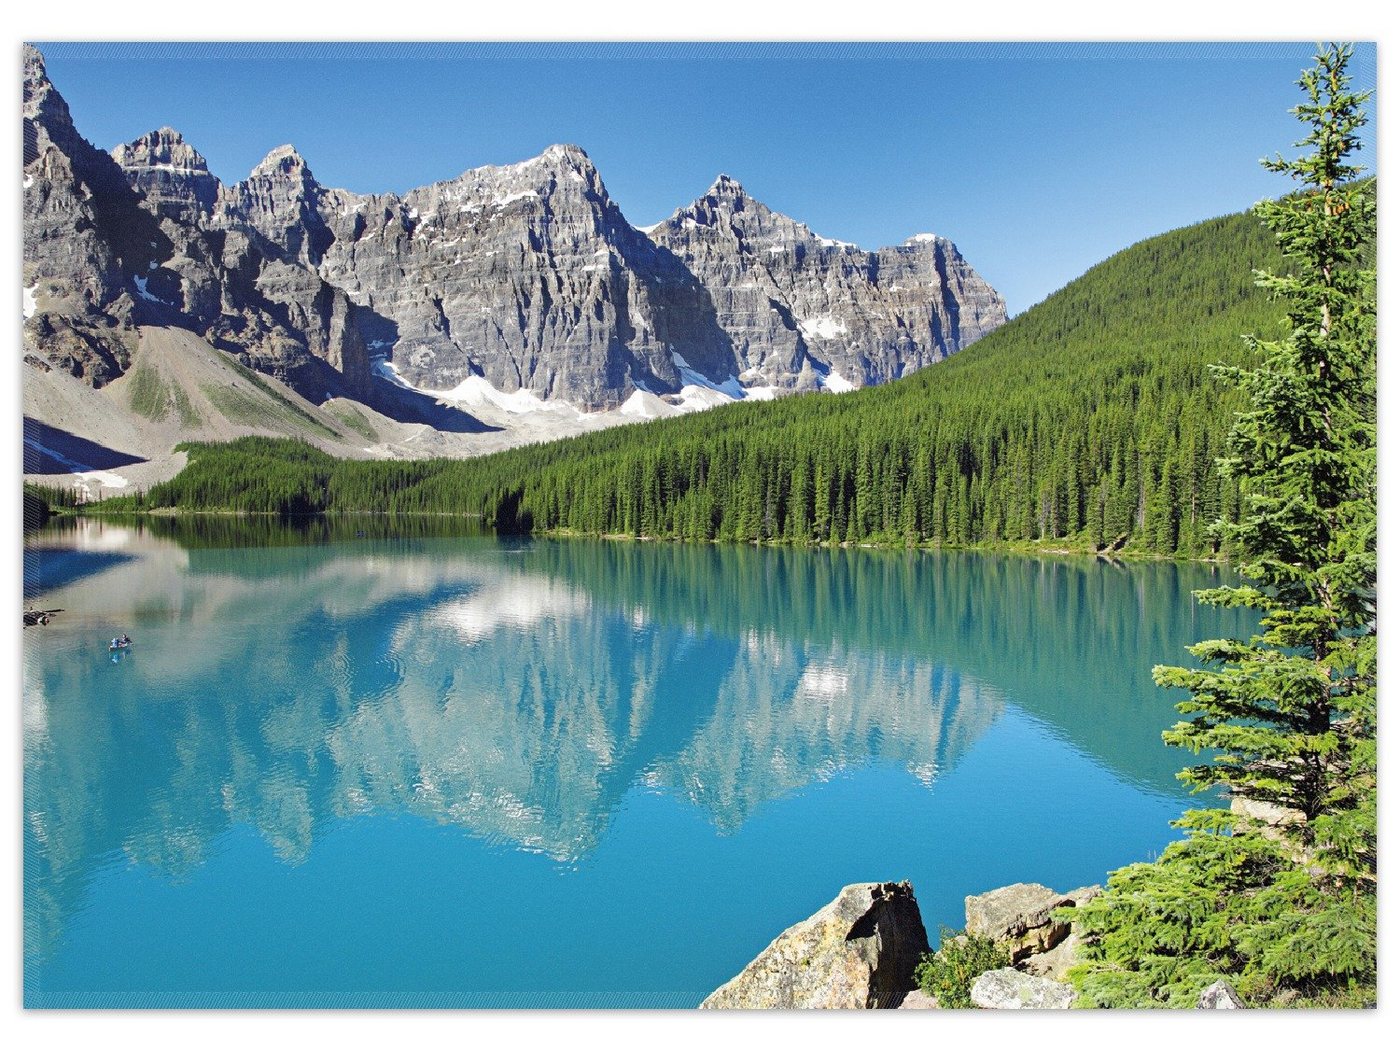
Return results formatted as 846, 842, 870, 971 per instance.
106, 194, 1373, 557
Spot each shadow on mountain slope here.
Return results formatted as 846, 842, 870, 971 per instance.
364, 377, 503, 434
23, 418, 149, 474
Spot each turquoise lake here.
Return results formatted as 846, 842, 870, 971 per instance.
22, 517, 1255, 1008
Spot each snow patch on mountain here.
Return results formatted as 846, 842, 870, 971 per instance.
820, 371, 856, 394
439, 375, 580, 416
373, 356, 582, 417
674, 385, 735, 412
797, 315, 849, 341
671, 351, 745, 399
618, 390, 679, 419
492, 189, 539, 209
373, 350, 789, 430
132, 276, 170, 306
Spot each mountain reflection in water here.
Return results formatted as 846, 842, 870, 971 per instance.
23, 518, 1253, 1004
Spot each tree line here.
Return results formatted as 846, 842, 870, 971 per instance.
97, 196, 1336, 559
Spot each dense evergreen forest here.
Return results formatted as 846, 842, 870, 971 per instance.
97, 193, 1372, 557
23, 482, 84, 530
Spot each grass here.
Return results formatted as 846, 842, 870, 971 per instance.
170, 383, 202, 428
126, 365, 170, 421
201, 366, 338, 440
323, 401, 379, 441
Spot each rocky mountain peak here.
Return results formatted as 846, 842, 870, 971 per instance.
230, 144, 332, 265
111, 126, 221, 222
23, 42, 77, 153
646, 174, 1007, 393
532, 143, 605, 197
698, 174, 756, 214
23, 42, 50, 96
404, 141, 613, 229
24, 42, 1008, 417
666, 173, 767, 234
708, 173, 745, 196
903, 232, 949, 250
112, 127, 212, 174
542, 142, 591, 165
482, 142, 604, 195
24, 44, 170, 385
251, 143, 312, 180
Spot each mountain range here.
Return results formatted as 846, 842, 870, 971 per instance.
22, 43, 1006, 484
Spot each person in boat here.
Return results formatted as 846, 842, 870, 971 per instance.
120, 634, 130, 644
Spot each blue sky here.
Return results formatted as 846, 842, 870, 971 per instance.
34, 41, 1377, 316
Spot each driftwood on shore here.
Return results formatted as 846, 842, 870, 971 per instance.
23, 608, 62, 626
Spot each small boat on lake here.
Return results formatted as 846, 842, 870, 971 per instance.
108, 636, 133, 652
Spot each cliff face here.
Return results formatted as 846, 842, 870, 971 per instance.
311, 143, 739, 408
23, 44, 1006, 413
22, 44, 149, 386
647, 176, 1007, 393
24, 46, 371, 400
110, 126, 221, 224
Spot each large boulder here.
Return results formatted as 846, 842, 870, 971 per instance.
964, 883, 1097, 962
700, 881, 931, 1009
1020, 931, 1080, 982
1021, 885, 1100, 979
970, 968, 1076, 1010
1231, 795, 1305, 832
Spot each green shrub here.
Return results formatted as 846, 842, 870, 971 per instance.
914, 928, 1009, 1008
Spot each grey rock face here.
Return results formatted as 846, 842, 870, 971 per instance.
1230, 795, 1307, 857
24, 44, 1007, 413
961, 881, 1100, 983
22, 43, 151, 385
112, 127, 220, 224
1064, 884, 1103, 908
970, 967, 1075, 1010
23, 47, 372, 401
646, 175, 1007, 393
1196, 979, 1245, 1009
700, 881, 931, 1009
313, 144, 739, 408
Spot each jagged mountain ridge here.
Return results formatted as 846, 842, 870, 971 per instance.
648, 175, 1005, 391
23, 44, 1007, 415
309, 143, 739, 407
24, 47, 373, 404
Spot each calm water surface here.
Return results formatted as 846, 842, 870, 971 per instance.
23, 517, 1253, 1007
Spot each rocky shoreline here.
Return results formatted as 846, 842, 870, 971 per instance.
701, 879, 1245, 1010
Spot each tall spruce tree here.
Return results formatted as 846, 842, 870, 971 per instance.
1067, 43, 1376, 1007
1157, 41, 1376, 859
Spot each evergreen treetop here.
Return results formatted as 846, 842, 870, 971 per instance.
1154, 42, 1376, 853
1072, 43, 1377, 1008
